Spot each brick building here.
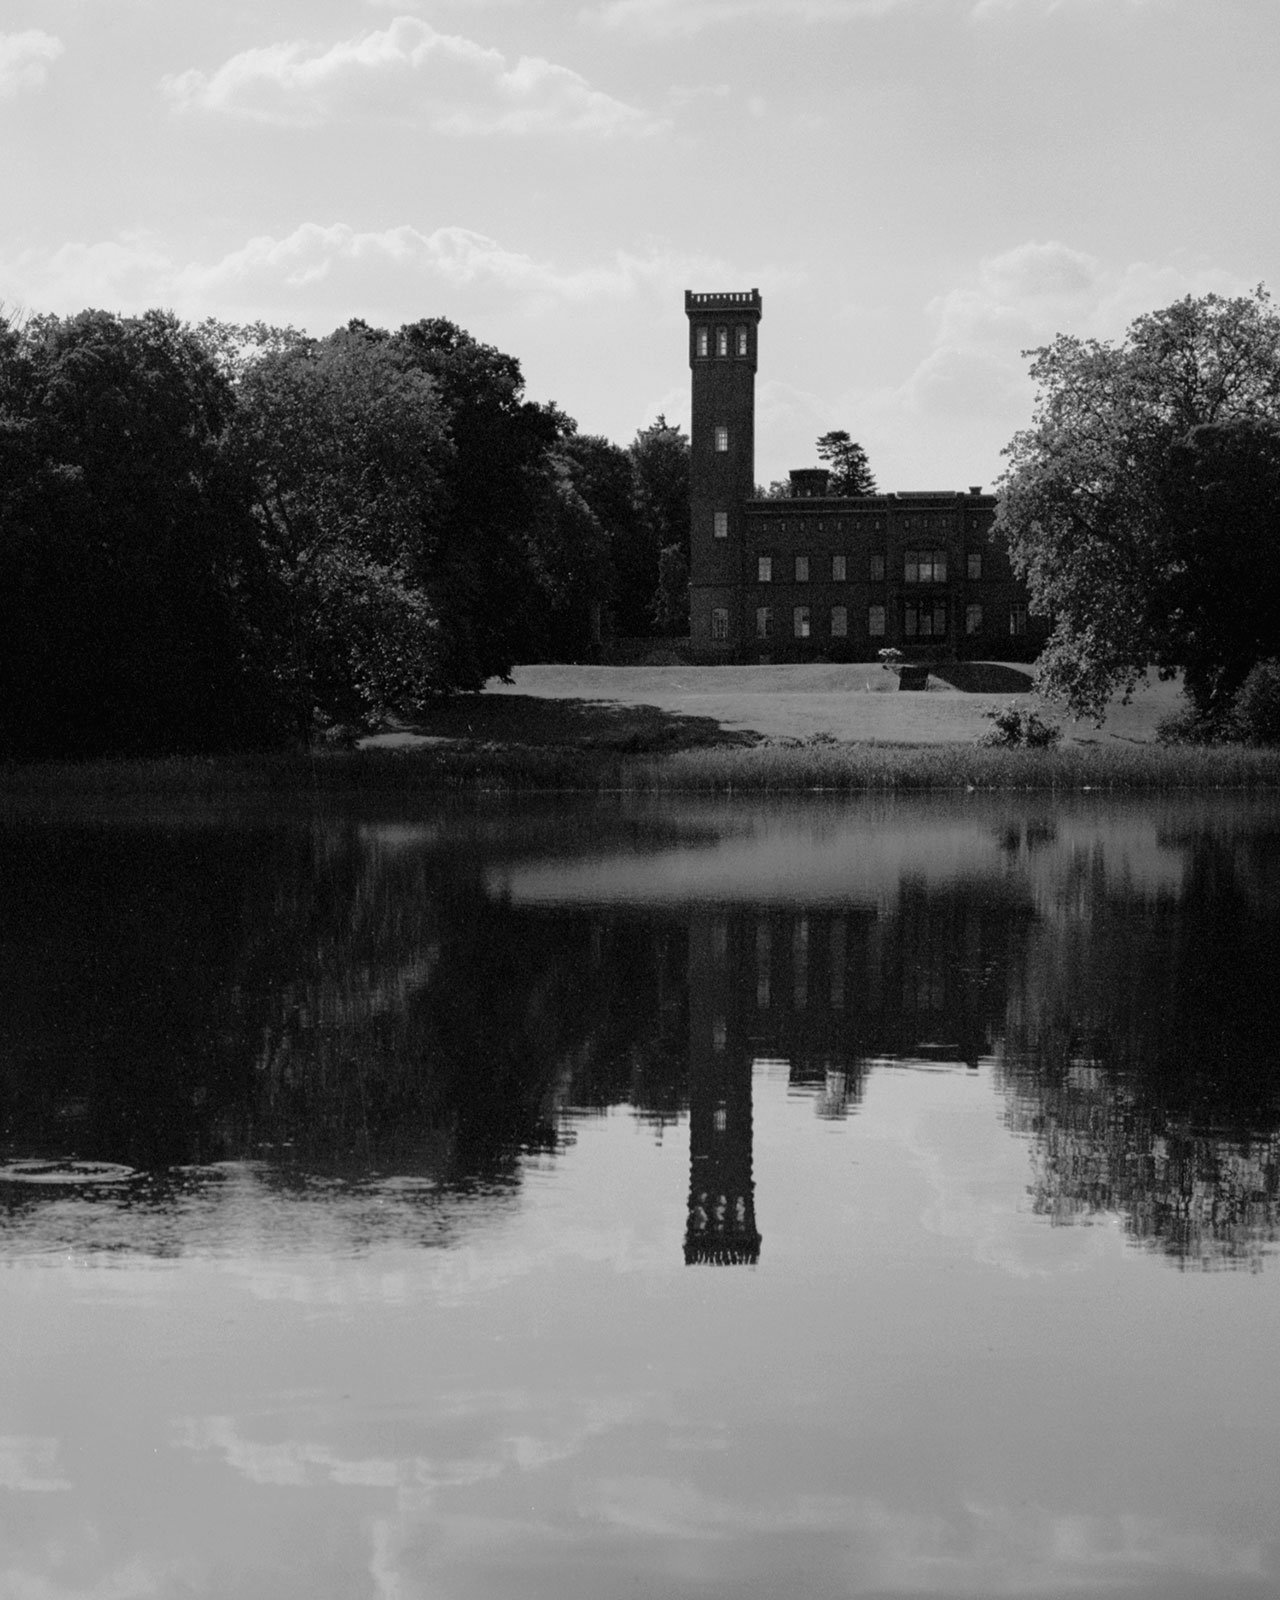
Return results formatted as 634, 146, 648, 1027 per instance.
685, 288, 1047, 662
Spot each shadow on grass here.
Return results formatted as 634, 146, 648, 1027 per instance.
372, 694, 759, 754
929, 662, 1035, 693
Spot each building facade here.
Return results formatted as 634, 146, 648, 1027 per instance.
686, 288, 1046, 663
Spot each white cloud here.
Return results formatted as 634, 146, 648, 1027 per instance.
585, 0, 1157, 31
0, 1436, 71, 1493
162, 15, 658, 135
1, 224, 721, 331
0, 30, 63, 97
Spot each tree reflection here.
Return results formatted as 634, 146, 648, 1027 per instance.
2, 802, 1279, 1268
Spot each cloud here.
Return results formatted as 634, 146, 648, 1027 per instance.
2, 223, 722, 330
162, 15, 658, 135
0, 1437, 71, 1493
585, 0, 1157, 31
0, 30, 63, 97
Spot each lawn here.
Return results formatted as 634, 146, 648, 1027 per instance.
362, 661, 1186, 752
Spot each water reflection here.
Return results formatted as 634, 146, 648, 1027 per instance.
1, 795, 1279, 1269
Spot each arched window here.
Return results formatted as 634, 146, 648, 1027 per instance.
696, 327, 709, 357
714, 426, 729, 452
716, 327, 729, 357
736, 326, 749, 357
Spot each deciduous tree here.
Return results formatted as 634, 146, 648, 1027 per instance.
995, 289, 1280, 720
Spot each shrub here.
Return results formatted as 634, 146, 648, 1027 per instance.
1155, 701, 1231, 746
977, 706, 1061, 748
877, 647, 904, 673
1232, 659, 1280, 746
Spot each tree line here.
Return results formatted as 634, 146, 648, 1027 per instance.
0, 308, 691, 757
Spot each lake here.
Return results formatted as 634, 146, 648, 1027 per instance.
2, 791, 1279, 1598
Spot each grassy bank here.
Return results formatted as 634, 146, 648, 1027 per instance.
5, 737, 1280, 800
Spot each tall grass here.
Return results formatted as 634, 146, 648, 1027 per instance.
4, 737, 1280, 801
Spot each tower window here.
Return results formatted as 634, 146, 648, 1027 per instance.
831, 554, 847, 582
831, 605, 848, 638
713, 510, 729, 539
795, 554, 809, 583
696, 326, 709, 357
711, 607, 729, 641
716, 327, 729, 357
793, 606, 811, 639
966, 603, 983, 635
714, 426, 729, 452
736, 326, 749, 357
1010, 603, 1028, 636
967, 551, 983, 580
757, 555, 772, 583
868, 605, 886, 637
869, 551, 885, 582
756, 606, 772, 639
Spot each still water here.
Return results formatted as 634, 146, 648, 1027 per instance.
2, 792, 1279, 1598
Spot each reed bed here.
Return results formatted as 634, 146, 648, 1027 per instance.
4, 736, 1280, 801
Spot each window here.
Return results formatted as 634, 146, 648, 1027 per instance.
714, 426, 729, 452
793, 606, 811, 639
716, 326, 729, 357
713, 510, 729, 539
696, 326, 709, 357
756, 606, 772, 640
904, 549, 947, 583
831, 554, 847, 582
869, 551, 886, 582
831, 605, 848, 638
868, 605, 886, 637
905, 600, 948, 638
1010, 604, 1028, 636
965, 603, 983, 636
757, 555, 772, 583
736, 326, 749, 357
795, 554, 809, 583
967, 551, 983, 581
711, 607, 729, 641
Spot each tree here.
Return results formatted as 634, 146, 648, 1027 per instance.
226, 324, 453, 730
621, 415, 689, 636
995, 289, 1280, 720
0, 308, 273, 756
816, 430, 877, 496
390, 318, 562, 684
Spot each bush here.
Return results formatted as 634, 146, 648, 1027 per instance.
1155, 701, 1231, 746
1231, 659, 1280, 746
877, 647, 904, 673
976, 706, 1061, 749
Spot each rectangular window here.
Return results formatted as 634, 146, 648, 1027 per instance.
869, 551, 885, 582
696, 327, 709, 357
716, 326, 729, 357
793, 606, 810, 639
965, 603, 983, 635
967, 551, 983, 581
904, 549, 947, 583
756, 606, 771, 640
757, 555, 772, 583
831, 554, 847, 582
713, 510, 729, 539
711, 607, 729, 641
714, 426, 729, 452
737, 326, 749, 357
906, 600, 948, 638
795, 554, 809, 583
831, 605, 848, 638
1010, 604, 1028, 636
868, 605, 886, 637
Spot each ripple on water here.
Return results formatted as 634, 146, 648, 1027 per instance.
0, 1160, 138, 1186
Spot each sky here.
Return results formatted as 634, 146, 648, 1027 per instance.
3, 0, 1279, 490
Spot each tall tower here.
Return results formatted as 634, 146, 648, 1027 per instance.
685, 289, 762, 658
